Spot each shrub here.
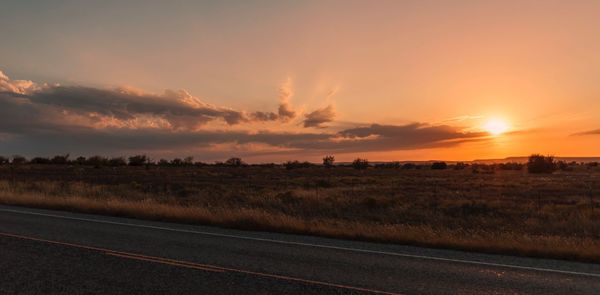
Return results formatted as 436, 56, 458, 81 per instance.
401, 163, 416, 170
128, 155, 149, 166
527, 154, 556, 174
74, 157, 87, 165
86, 156, 108, 167
284, 160, 313, 170
184, 156, 194, 166
352, 158, 369, 170
322, 155, 335, 167
498, 162, 524, 171
0, 156, 8, 165
108, 157, 127, 167
51, 154, 70, 165
431, 162, 448, 170
375, 162, 401, 169
453, 162, 468, 170
30, 157, 51, 164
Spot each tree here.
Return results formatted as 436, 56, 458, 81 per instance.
322, 155, 335, 167
527, 154, 556, 174
225, 157, 245, 167
128, 155, 149, 166
0, 156, 8, 165
352, 158, 369, 170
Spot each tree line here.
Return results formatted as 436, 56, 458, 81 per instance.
0, 154, 596, 173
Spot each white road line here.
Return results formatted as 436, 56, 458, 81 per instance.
1, 207, 600, 278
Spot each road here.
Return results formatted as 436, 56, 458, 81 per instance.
0, 205, 599, 294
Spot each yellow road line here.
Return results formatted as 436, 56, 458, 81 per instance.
0, 231, 402, 295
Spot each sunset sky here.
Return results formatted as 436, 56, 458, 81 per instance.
1, 0, 599, 162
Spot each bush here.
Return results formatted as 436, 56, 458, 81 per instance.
0, 156, 8, 165
352, 158, 369, 170
30, 157, 51, 164
497, 162, 524, 171
74, 157, 87, 165
322, 155, 335, 167
453, 162, 468, 170
375, 162, 400, 169
108, 157, 127, 167
527, 154, 556, 174
51, 154, 70, 165
431, 162, 448, 170
284, 160, 313, 170
86, 156, 108, 167
401, 163, 416, 170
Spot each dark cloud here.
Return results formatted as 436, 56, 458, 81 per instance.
572, 129, 600, 136
304, 105, 335, 128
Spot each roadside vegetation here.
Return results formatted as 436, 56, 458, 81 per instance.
0, 154, 599, 262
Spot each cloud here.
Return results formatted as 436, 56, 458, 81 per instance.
0, 71, 306, 132
0, 70, 487, 160
277, 78, 296, 121
304, 105, 335, 128
572, 129, 600, 136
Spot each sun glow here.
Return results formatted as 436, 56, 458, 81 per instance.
483, 118, 509, 136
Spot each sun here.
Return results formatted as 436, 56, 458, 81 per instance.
483, 118, 509, 136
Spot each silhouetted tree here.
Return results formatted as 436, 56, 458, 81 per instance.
128, 155, 149, 166
184, 156, 194, 166
225, 157, 245, 167
157, 159, 170, 166
527, 154, 556, 174
171, 158, 184, 166
322, 155, 335, 167
352, 158, 369, 170
0, 156, 8, 165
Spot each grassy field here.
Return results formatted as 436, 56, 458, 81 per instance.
0, 163, 599, 262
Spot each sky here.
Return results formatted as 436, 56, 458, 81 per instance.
1, 0, 599, 162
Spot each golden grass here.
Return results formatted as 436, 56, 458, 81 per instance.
1, 190, 599, 263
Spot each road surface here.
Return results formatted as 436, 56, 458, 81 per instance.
0, 205, 599, 294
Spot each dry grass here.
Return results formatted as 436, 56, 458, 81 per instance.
0, 165, 599, 262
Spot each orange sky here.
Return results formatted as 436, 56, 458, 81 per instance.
0, 1, 599, 162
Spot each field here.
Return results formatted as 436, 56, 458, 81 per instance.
0, 163, 599, 262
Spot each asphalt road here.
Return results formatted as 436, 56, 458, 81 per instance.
0, 205, 599, 294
